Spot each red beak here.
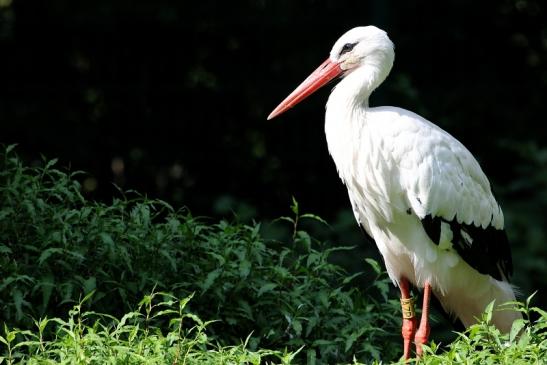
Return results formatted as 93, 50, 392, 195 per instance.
267, 58, 342, 120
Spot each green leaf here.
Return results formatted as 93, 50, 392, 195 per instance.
305, 316, 319, 337
44, 158, 58, 170
99, 232, 115, 247
272, 216, 294, 225
237, 300, 254, 321
80, 289, 96, 306
82, 276, 96, 294
37, 317, 50, 334
251, 223, 261, 239
239, 259, 251, 279
317, 290, 329, 308
306, 252, 320, 268
530, 306, 547, 318
179, 293, 194, 310
300, 213, 329, 226
6, 330, 15, 344
160, 249, 177, 271
484, 301, 495, 324
39, 274, 55, 312
257, 283, 277, 297
345, 332, 358, 352
525, 291, 537, 307
13, 289, 25, 320
290, 196, 299, 215
509, 318, 526, 343
6, 144, 17, 154
312, 339, 334, 346
201, 269, 222, 294
306, 349, 316, 365
292, 319, 302, 336
342, 272, 363, 285
296, 231, 311, 251
365, 258, 382, 274
38, 248, 63, 266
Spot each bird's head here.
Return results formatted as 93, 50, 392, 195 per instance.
330, 26, 394, 75
268, 26, 394, 120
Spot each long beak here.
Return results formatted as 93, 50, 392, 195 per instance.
267, 58, 342, 120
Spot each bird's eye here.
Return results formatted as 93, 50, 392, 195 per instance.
339, 42, 357, 55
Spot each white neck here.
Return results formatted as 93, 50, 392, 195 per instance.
324, 57, 392, 180
327, 55, 392, 114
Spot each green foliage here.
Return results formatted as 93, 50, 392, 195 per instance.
0, 147, 399, 364
2, 293, 546, 365
2, 147, 546, 364
413, 297, 547, 365
347, 296, 547, 365
0, 291, 295, 364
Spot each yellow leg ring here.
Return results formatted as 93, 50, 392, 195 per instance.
400, 297, 415, 319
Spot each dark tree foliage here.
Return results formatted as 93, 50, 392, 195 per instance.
1, 0, 546, 309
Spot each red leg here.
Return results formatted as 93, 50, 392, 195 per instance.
399, 278, 417, 361
415, 281, 432, 357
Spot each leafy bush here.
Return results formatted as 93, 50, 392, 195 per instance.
4, 146, 544, 364
0, 146, 400, 364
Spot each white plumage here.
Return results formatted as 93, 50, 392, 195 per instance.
269, 26, 520, 358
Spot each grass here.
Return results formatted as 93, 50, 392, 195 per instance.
0, 291, 297, 365
2, 293, 545, 364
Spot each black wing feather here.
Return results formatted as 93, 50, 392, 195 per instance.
421, 214, 513, 281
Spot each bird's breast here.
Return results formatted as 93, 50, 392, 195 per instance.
325, 108, 404, 227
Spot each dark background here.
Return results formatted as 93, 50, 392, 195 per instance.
2, 0, 546, 311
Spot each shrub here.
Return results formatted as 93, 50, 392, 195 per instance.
0, 146, 400, 364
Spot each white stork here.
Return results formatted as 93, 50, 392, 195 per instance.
268, 26, 520, 359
